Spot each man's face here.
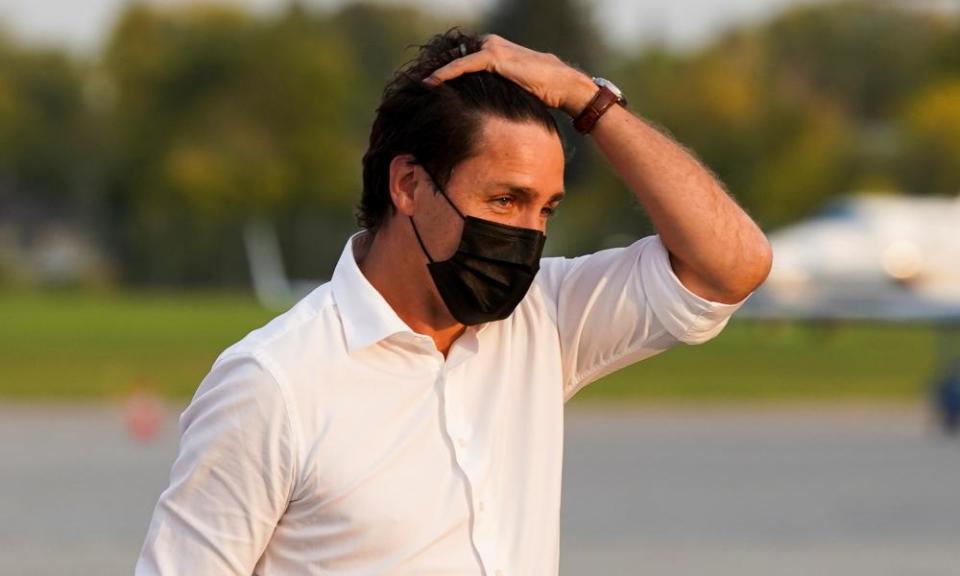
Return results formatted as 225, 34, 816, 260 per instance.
414, 115, 565, 261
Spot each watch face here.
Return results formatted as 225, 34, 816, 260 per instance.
592, 77, 627, 107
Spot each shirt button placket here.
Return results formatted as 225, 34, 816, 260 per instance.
439, 364, 495, 573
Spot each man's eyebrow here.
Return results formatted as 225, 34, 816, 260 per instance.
489, 183, 566, 202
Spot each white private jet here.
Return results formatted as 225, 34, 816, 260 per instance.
739, 192, 960, 434
743, 193, 960, 323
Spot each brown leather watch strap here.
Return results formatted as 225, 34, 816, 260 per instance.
573, 85, 621, 134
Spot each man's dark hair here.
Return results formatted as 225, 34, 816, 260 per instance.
358, 28, 561, 233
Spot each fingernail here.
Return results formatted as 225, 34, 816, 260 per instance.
422, 75, 437, 86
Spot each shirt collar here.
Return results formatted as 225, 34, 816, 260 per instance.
331, 231, 417, 353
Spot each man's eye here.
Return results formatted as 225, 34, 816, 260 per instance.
541, 206, 556, 218
493, 196, 513, 208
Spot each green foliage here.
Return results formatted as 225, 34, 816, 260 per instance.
0, 33, 87, 205
762, 1, 950, 120
87, 2, 466, 285
485, 0, 603, 73
1, 0, 960, 285
748, 104, 857, 226
98, 4, 363, 283
897, 80, 960, 195
574, 321, 937, 403
565, 0, 960, 240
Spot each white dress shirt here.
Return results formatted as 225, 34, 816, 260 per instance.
136, 232, 745, 575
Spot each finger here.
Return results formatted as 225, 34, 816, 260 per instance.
423, 50, 492, 86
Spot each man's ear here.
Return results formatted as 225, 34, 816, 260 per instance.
388, 154, 419, 217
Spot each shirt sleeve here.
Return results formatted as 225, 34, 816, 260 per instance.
135, 353, 298, 575
538, 234, 748, 401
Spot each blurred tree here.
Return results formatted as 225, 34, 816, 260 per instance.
751, 1, 958, 210
100, 3, 362, 284
897, 80, 960, 196
0, 34, 87, 209
329, 2, 441, 111
762, 0, 951, 120
560, 0, 960, 244
6, 0, 960, 287
290, 2, 452, 278
97, 2, 465, 285
748, 103, 857, 226
485, 0, 603, 73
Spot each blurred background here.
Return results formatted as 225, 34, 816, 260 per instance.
1, 0, 959, 574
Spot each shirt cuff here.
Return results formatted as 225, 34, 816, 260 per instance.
639, 235, 749, 345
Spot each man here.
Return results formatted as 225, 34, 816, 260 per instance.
137, 30, 771, 575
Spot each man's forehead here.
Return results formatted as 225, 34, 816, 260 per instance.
474, 115, 563, 152
458, 116, 565, 194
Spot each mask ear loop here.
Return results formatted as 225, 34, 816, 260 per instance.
409, 216, 435, 264
408, 162, 466, 264
420, 164, 466, 219
434, 186, 465, 219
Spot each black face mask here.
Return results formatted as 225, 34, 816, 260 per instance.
409, 168, 546, 326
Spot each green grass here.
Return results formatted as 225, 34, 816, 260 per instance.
0, 291, 943, 403
575, 322, 939, 403
0, 291, 275, 401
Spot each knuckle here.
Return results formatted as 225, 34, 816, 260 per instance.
486, 34, 508, 50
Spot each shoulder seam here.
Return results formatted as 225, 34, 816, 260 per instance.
248, 287, 336, 353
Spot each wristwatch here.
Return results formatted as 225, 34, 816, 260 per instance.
573, 77, 627, 135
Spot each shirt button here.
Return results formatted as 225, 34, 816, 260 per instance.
495, 570, 504, 576
478, 500, 486, 513
457, 437, 467, 448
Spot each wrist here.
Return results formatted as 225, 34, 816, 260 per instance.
561, 71, 600, 118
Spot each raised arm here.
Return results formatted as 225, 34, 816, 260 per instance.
424, 34, 772, 304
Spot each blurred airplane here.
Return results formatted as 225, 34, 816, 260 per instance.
742, 193, 960, 323
739, 192, 960, 434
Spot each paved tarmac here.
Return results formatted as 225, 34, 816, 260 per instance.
561, 405, 960, 576
1, 402, 958, 575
